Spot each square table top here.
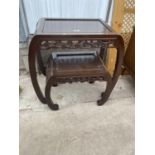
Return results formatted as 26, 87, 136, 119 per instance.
36, 18, 114, 35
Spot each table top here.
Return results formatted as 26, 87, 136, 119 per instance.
36, 18, 114, 35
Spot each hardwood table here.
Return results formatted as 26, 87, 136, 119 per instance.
29, 18, 124, 110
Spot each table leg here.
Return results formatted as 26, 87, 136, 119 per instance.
97, 38, 124, 105
29, 36, 46, 104
45, 77, 59, 110
97, 79, 113, 105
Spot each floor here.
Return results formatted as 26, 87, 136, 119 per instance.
19, 72, 135, 155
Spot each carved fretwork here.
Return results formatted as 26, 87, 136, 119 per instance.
40, 40, 114, 50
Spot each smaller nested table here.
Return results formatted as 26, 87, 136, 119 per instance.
29, 18, 124, 110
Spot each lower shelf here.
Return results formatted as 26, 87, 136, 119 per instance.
46, 51, 111, 83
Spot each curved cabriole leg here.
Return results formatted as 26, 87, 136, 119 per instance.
97, 79, 113, 105
45, 78, 59, 110
97, 38, 124, 106
29, 36, 46, 104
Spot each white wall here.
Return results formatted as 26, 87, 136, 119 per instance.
23, 0, 111, 34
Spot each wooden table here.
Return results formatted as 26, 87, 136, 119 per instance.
29, 18, 124, 110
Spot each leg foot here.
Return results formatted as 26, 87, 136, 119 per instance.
97, 80, 113, 106
48, 103, 59, 111
97, 93, 108, 106
45, 78, 59, 111
89, 81, 94, 84
97, 99, 105, 106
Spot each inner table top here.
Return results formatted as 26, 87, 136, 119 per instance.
36, 18, 114, 35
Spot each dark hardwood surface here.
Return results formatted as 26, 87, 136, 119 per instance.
29, 18, 124, 110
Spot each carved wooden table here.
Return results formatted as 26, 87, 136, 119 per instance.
29, 18, 124, 110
